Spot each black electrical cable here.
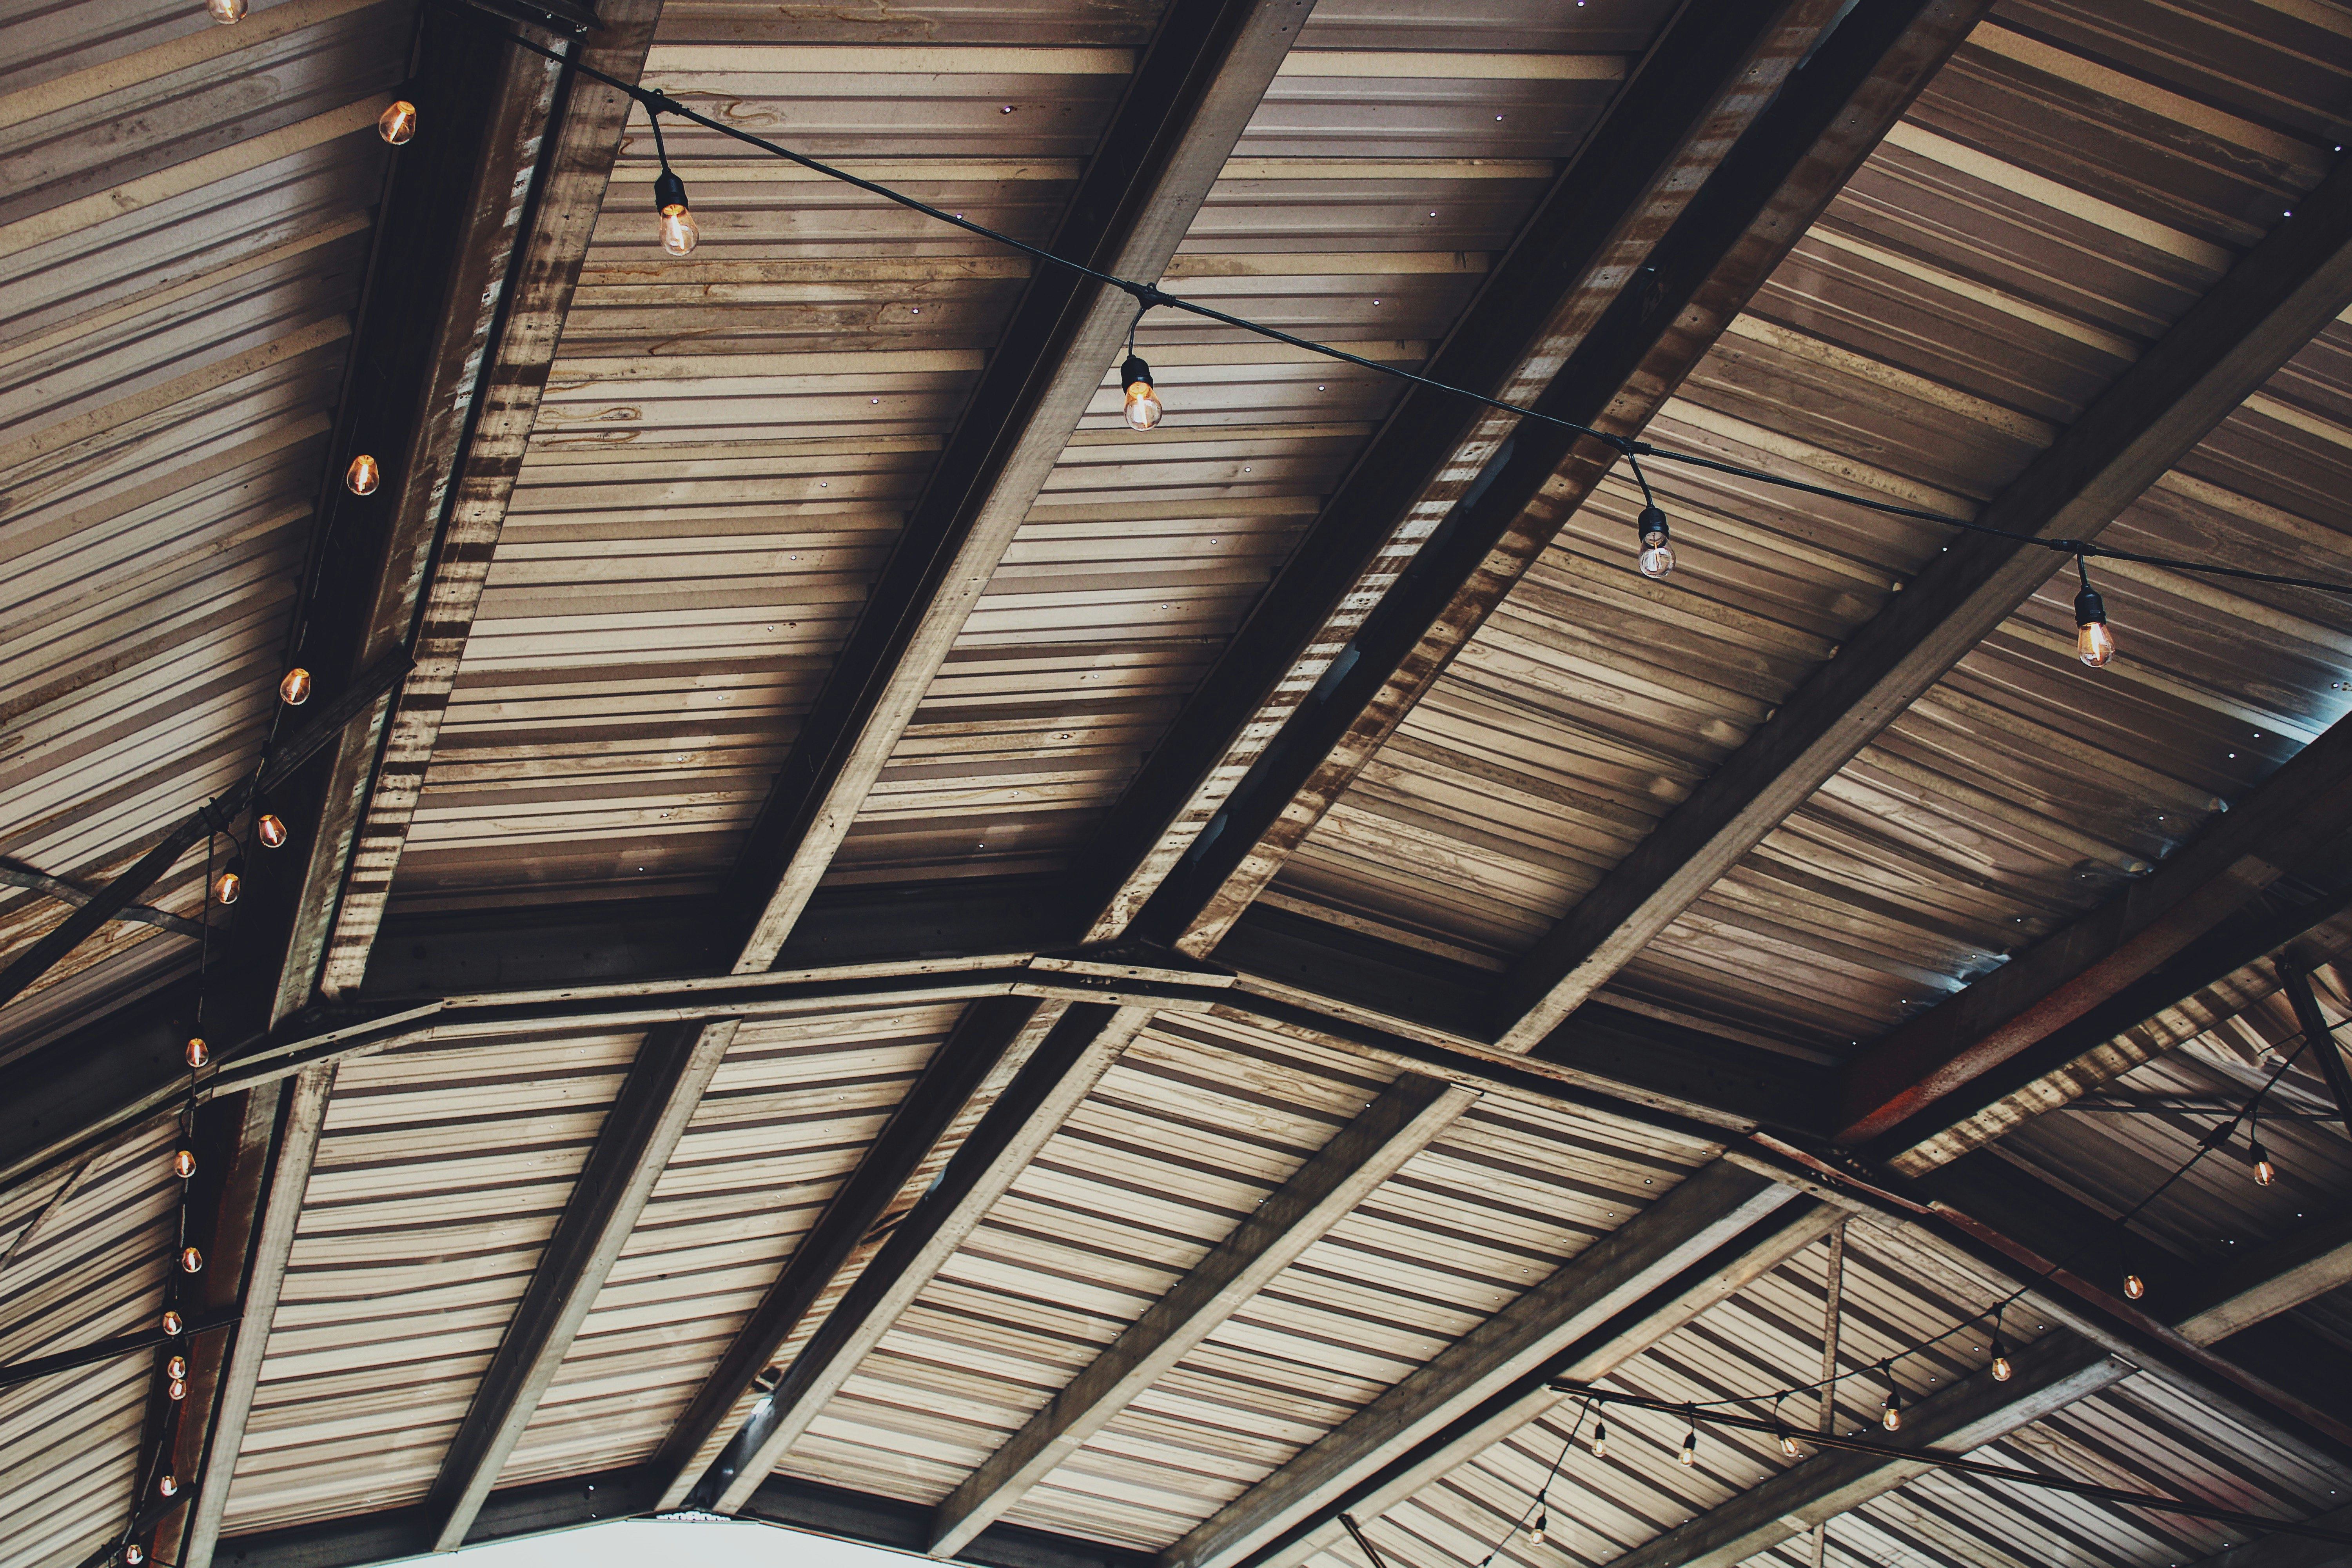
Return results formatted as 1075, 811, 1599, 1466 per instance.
454, 14, 2352, 601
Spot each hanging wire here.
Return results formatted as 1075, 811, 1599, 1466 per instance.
447, 15, 2352, 601
1621, 1017, 2339, 1422
1475, 1398, 1592, 1567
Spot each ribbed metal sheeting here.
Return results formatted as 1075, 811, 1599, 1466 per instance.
1996, 960, 2352, 1309
387, 2, 1165, 911
772, 1007, 1719, 1544
1266, 0, 2352, 1053
495, 999, 966, 1487
216, 1028, 639, 1534
0, 1123, 175, 1568
1296, 1212, 2350, 1568
823, 0, 1653, 888
0, 0, 405, 1005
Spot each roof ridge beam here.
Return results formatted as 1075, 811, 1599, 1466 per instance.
926, 1074, 1481, 1557
1494, 119, 2352, 1056
421, 1020, 740, 1552
1157, 1159, 1815, 1568
1074, 0, 1982, 958
720, 0, 1310, 971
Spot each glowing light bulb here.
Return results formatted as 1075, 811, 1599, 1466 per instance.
1677, 1434, 1697, 1467
653, 169, 698, 256
1992, 1353, 2013, 1383
1590, 1421, 1608, 1459
169, 1377, 188, 1401
162, 1310, 185, 1336
345, 453, 380, 495
2073, 579, 2114, 667
172, 1149, 197, 1180
159, 1475, 178, 1498
378, 100, 417, 145
212, 859, 243, 906
1635, 506, 1673, 579
181, 1246, 204, 1274
1524, 1513, 1546, 1545
257, 813, 288, 848
2251, 1142, 2276, 1186
1122, 354, 1162, 431
1779, 1430, 1800, 1458
168, 1354, 189, 1380
2123, 1272, 2145, 1301
127, 1547, 146, 1566
1882, 1399, 1902, 1432
185, 1037, 209, 1069
279, 666, 312, 705
207, 0, 245, 21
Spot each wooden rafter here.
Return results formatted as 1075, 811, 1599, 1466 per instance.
1491, 142, 2352, 1056
719, 0, 1310, 971
1074, 0, 1987, 958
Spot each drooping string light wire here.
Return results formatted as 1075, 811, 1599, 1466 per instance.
1572, 1017, 2336, 1446
449, 19, 2352, 646
1472, 1399, 1590, 1567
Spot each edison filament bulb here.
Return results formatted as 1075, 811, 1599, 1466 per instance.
345, 453, 380, 495
2251, 1142, 2277, 1186
180, 1245, 204, 1274
212, 860, 243, 906
167, 1355, 189, 1381
172, 1148, 197, 1180
1992, 1352, 2013, 1383
1590, 1420, 1608, 1459
1120, 354, 1162, 431
2073, 574, 2114, 668
169, 1377, 188, 1401
207, 0, 245, 20
279, 666, 312, 705
1779, 1430, 1799, 1458
185, 1036, 209, 1068
158, 1475, 178, 1498
1635, 506, 1673, 580
161, 1310, 185, 1336
2123, 1272, 2145, 1301
258, 813, 289, 848
378, 100, 417, 145
126, 1548, 146, 1566
653, 169, 699, 256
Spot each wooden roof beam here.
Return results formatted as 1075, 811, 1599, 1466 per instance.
1494, 134, 2352, 1058
1159, 1160, 1826, 1568
181, 1069, 336, 1568
1602, 1200, 2352, 1568
682, 1001, 1158, 1514
643, 997, 1089, 1508
719, 0, 1308, 972
2183, 1504, 2352, 1568
926, 1075, 1481, 1557
2278, 960, 2352, 1141
419, 1020, 739, 1553
1076, 0, 1983, 958
1837, 714, 2352, 1165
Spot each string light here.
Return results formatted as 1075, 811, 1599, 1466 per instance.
1523, 1512, 1547, 1545
205, 0, 245, 20
171, 1148, 196, 1180
279, 667, 312, 705
1636, 507, 1673, 580
1990, 1310, 2012, 1383
161, 1310, 184, 1337
1880, 1365, 1903, 1432
158, 1475, 178, 1498
168, 1377, 188, 1401
125, 1548, 145, 1566
180, 1246, 203, 1274
458, 20, 2352, 614
1122, 355, 1163, 431
1590, 1418, 1608, 1459
2073, 556, 2115, 667
2251, 1139, 2277, 1186
378, 100, 417, 144
1677, 1411, 1698, 1466
2122, 1271, 2146, 1301
257, 813, 289, 848
345, 453, 380, 495
184, 1037, 209, 1069
211, 857, 243, 906
1779, 1426, 1800, 1458
653, 167, 699, 256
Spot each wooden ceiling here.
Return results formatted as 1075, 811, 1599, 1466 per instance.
5, 2, 2352, 1568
